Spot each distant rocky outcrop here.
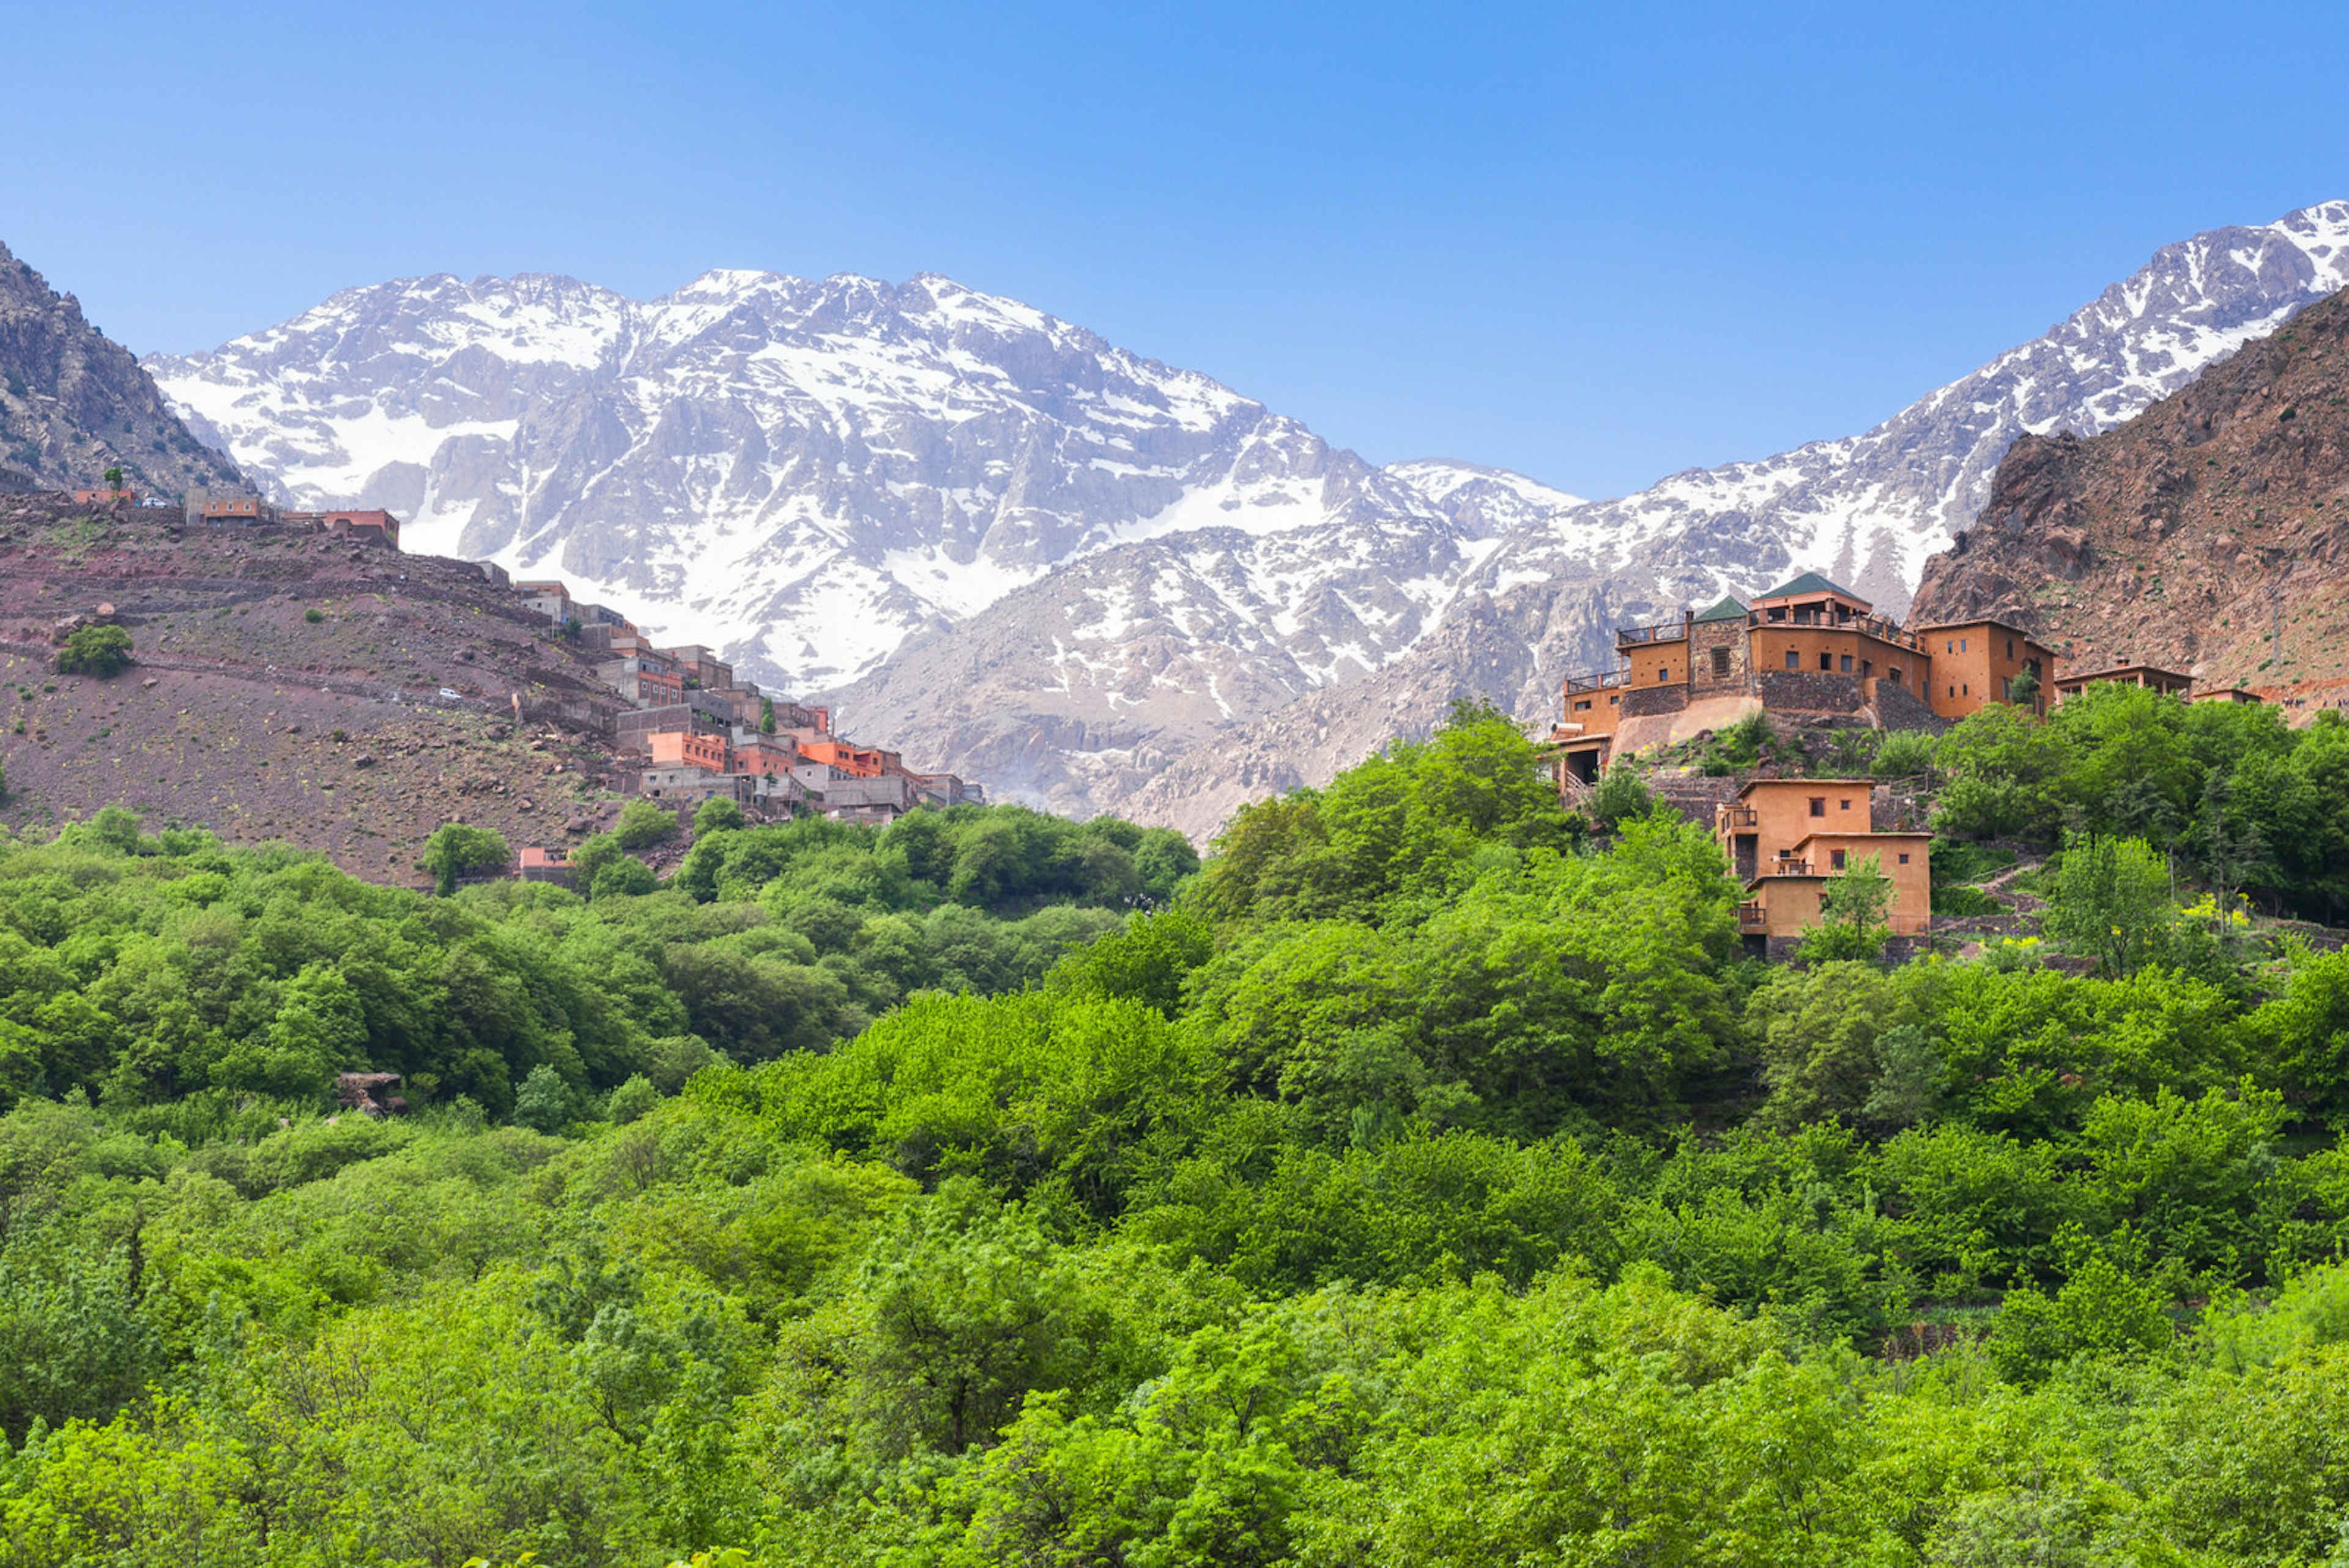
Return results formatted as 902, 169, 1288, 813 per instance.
0, 240, 240, 494
1909, 286, 2349, 697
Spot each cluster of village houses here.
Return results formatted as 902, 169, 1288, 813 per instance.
159, 492, 977, 868
1549, 571, 2265, 953
506, 576, 976, 833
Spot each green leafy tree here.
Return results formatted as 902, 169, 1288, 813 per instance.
420, 822, 510, 896
101, 465, 124, 488
694, 795, 746, 836
1587, 763, 1657, 830
760, 697, 777, 734
1802, 852, 1891, 962
2041, 836, 2173, 978
614, 799, 683, 852
511, 1061, 581, 1132
56, 624, 132, 677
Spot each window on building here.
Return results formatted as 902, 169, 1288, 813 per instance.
1861, 659, 1872, 677
1962, 683, 1969, 696
1839, 654, 1854, 673
2000, 678, 2011, 701
1831, 849, 1847, 870
1898, 853, 1910, 864
1573, 699, 1590, 712
1609, 694, 1619, 705
1889, 666, 1902, 684
2006, 637, 2016, 658
1839, 798, 1852, 811
1949, 685, 1957, 697
1961, 637, 1969, 653
1658, 666, 1669, 683
1710, 647, 1731, 678
1785, 650, 1800, 670
1809, 797, 1826, 817
1819, 652, 1833, 671
1945, 639, 1953, 653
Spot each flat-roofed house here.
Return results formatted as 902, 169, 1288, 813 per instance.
1913, 619, 2057, 718
1714, 777, 1931, 951
2054, 663, 2194, 703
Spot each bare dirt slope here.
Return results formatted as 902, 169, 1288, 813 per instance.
1910, 288, 2349, 702
0, 492, 635, 885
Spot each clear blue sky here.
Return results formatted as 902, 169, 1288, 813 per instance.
8, 1, 2345, 500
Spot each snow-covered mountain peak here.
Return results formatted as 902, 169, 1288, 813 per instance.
149, 267, 1465, 692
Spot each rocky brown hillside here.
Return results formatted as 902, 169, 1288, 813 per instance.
0, 492, 637, 886
0, 240, 242, 495
1910, 286, 2349, 697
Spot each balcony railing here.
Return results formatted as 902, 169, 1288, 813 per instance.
1615, 620, 1688, 647
1564, 667, 1631, 694
1749, 608, 1929, 655
1718, 806, 1758, 830
1737, 902, 1767, 931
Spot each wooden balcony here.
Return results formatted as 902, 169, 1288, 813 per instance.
1737, 902, 1767, 932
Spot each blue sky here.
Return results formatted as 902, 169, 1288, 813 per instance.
7, 1, 2345, 499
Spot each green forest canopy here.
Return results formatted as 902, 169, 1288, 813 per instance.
4, 701, 2349, 1565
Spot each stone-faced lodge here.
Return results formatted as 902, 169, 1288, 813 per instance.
1549, 571, 2055, 790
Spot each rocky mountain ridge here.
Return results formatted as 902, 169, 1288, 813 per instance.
0, 240, 240, 497
1909, 285, 2349, 706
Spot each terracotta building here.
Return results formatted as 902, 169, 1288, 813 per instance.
1916, 620, 2055, 719
1548, 572, 2054, 790
2054, 662, 2193, 704
1715, 777, 1931, 950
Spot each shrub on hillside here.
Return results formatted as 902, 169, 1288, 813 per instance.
55, 625, 130, 677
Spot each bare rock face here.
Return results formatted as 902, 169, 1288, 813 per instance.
0, 240, 242, 494
147, 204, 2349, 837
1909, 286, 2349, 696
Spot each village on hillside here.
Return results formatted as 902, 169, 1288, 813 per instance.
2, 484, 981, 890
1547, 570, 2282, 955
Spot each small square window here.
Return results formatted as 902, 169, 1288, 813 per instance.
1658, 666, 1669, 683
1831, 849, 1847, 870
1808, 798, 1826, 817
1898, 852, 1910, 865
1839, 798, 1851, 811
1785, 650, 1800, 670
1839, 654, 1854, 673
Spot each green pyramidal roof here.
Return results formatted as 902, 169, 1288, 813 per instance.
1693, 595, 1748, 623
1755, 570, 1866, 603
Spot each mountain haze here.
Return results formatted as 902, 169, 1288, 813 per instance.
148, 203, 2349, 832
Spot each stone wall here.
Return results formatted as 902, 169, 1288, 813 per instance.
1689, 618, 1751, 695
1622, 683, 1691, 719
1754, 668, 1868, 716
1648, 768, 1743, 828
1871, 676, 1951, 734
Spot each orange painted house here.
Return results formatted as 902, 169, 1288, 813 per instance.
1715, 778, 1931, 946
1546, 572, 2056, 795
